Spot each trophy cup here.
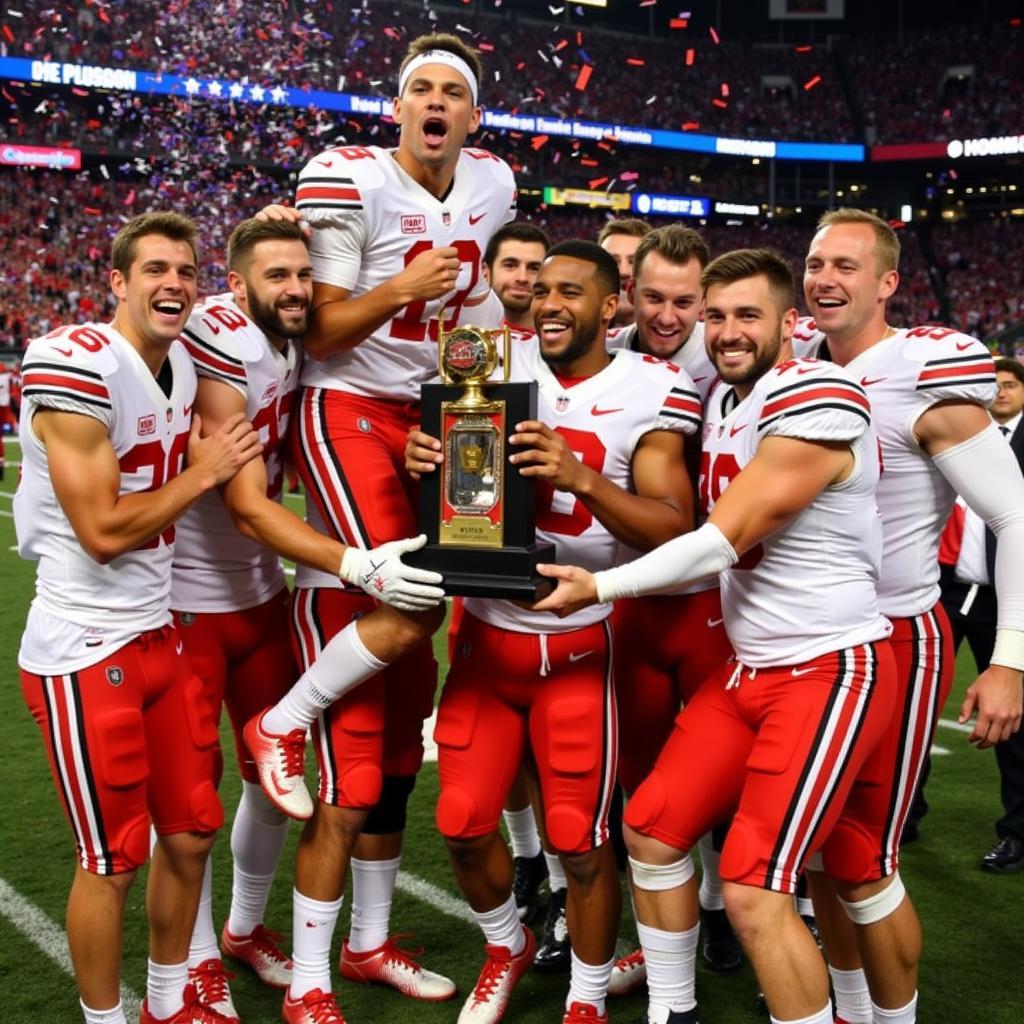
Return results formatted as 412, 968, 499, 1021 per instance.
403, 318, 556, 599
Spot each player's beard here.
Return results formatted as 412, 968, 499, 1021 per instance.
248, 292, 308, 341
539, 311, 601, 368
714, 325, 784, 389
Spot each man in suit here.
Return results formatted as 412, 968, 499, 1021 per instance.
938, 357, 1024, 871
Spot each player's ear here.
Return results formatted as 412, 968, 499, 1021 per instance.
227, 270, 246, 308
109, 267, 128, 302
468, 105, 482, 133
392, 96, 403, 125
602, 291, 619, 327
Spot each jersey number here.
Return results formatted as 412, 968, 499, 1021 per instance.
251, 391, 296, 498
535, 428, 607, 537
698, 450, 763, 570
389, 240, 482, 343
118, 433, 190, 549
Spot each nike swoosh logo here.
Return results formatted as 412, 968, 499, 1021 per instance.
692, 376, 709, 383
568, 650, 593, 662
591, 405, 624, 416
208, 323, 221, 335
175, 641, 183, 655
706, 617, 724, 628
860, 376, 886, 387
468, 211, 487, 225
52, 346, 74, 357
796, 367, 818, 375
270, 776, 292, 797
316, 158, 334, 167
730, 424, 747, 436
791, 666, 815, 677
956, 341, 973, 351
183, 404, 194, 418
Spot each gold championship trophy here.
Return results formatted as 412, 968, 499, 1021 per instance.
403, 317, 555, 599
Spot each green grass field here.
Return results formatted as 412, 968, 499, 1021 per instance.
0, 434, 1020, 1023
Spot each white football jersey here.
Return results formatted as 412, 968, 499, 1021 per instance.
295, 144, 516, 401
171, 294, 301, 612
792, 325, 997, 617
0, 370, 10, 405
16, 323, 195, 673
608, 321, 718, 404
701, 358, 890, 667
465, 343, 702, 635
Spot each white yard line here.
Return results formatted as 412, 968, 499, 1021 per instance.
0, 876, 142, 1020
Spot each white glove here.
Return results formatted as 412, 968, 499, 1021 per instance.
339, 534, 445, 611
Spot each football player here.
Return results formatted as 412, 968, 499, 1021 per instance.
598, 217, 652, 327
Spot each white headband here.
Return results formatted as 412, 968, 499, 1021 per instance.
398, 50, 479, 105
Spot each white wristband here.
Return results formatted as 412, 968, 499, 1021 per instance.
991, 628, 1024, 672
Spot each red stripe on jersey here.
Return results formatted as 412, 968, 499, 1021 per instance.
22, 371, 109, 400
761, 384, 869, 421
295, 184, 361, 202
182, 338, 244, 379
663, 394, 702, 415
917, 360, 994, 383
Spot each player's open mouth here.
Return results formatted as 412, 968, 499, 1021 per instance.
423, 117, 448, 146
539, 319, 571, 341
812, 296, 846, 310
650, 324, 681, 339
153, 300, 184, 318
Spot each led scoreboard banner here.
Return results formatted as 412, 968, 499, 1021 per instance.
0, 56, 866, 164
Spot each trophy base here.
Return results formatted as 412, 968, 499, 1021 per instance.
405, 541, 557, 601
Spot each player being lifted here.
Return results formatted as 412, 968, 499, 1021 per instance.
249, 32, 517, 1024
406, 240, 700, 1024
536, 248, 898, 1024
794, 210, 1024, 1024
16, 212, 262, 1024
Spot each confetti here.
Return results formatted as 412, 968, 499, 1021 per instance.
554, 38, 569, 51
710, 27, 720, 44
669, 18, 688, 29
621, 171, 639, 181
627, 58, 646, 66
589, 176, 610, 189
549, 5, 565, 13
794, 45, 813, 53
645, 94, 657, 105
712, 98, 727, 108
575, 64, 593, 90
685, 48, 695, 66
531, 135, 550, 150
721, 82, 730, 97
803, 75, 822, 91
1, 25, 13, 43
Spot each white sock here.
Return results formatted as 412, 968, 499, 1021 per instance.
227, 781, 290, 936
290, 889, 343, 999
872, 994, 917, 1024
638, 920, 699, 1019
545, 851, 568, 892
264, 622, 387, 734
187, 856, 220, 968
770, 1005, 833, 1024
566, 950, 614, 1014
697, 833, 724, 912
146, 959, 188, 1020
80, 1001, 127, 1024
348, 856, 399, 953
504, 806, 542, 860
472, 895, 525, 954
830, 966, 872, 1024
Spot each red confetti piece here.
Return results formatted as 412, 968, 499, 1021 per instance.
256, 28, 268, 41
71, 87, 89, 96
794, 45, 813, 52
1011, 17, 1022, 25
1, 88, 11, 103
384, 27, 401, 40
597, 141, 613, 151
685, 49, 695, 66
621, 171, 639, 181
721, 82, 729, 97
554, 38, 569, 51
1, 24, 13, 43
803, 75, 822, 91
575, 64, 593, 91
627, 58, 645, 67
681, 121, 700, 131
669, 18, 689, 29
531, 135, 549, 150
589, 176, 609, 189
516, 61, 526, 70
84, 207, 102, 216
479, 42, 494, 51
580, 158, 599, 167
712, 98, 727, 108
98, 9, 109, 23
710, 27, 720, 44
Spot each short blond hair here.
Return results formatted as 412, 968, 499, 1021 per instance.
400, 33, 482, 95
816, 208, 900, 275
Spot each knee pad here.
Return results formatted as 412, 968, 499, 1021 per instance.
717, 815, 762, 886
623, 769, 669, 835
629, 853, 694, 891
435, 783, 478, 840
114, 811, 152, 870
839, 873, 906, 926
822, 819, 883, 885
92, 708, 148, 789
335, 762, 383, 810
183, 675, 220, 750
545, 801, 594, 855
363, 773, 417, 834
188, 779, 224, 833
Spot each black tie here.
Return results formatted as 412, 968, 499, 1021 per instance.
1001, 425, 1010, 438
